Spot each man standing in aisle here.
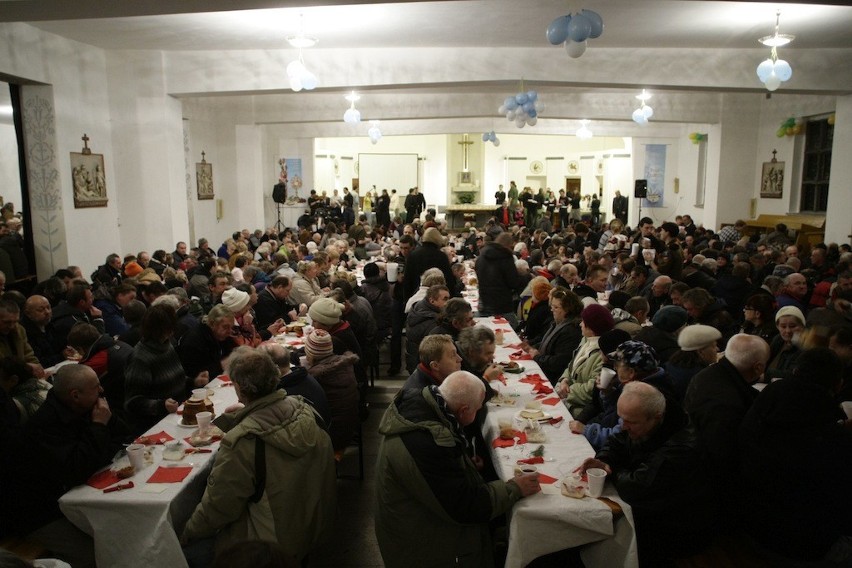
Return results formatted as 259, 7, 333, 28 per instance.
375, 371, 540, 567
612, 190, 628, 224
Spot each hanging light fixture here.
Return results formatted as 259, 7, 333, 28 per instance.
576, 119, 593, 139
632, 90, 653, 125
343, 91, 361, 124
368, 121, 382, 144
756, 11, 794, 92
285, 14, 318, 92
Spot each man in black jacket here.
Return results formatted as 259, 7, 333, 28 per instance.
254, 276, 301, 329
474, 232, 524, 324
402, 228, 456, 303
50, 282, 105, 351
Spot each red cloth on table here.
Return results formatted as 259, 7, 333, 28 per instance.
532, 383, 553, 394
509, 352, 533, 361
147, 466, 193, 483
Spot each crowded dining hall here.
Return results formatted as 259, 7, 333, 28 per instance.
1, 1, 852, 566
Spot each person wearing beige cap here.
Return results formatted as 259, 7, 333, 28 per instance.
765, 305, 806, 382
305, 328, 359, 453
402, 227, 456, 303
664, 324, 722, 400
309, 297, 366, 385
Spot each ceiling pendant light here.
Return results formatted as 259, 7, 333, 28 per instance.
285, 14, 318, 92
576, 119, 593, 139
343, 91, 361, 124
632, 90, 653, 125
756, 11, 794, 92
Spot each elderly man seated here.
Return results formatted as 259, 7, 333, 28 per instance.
375, 370, 541, 567
581, 381, 716, 564
259, 342, 331, 428
181, 347, 336, 567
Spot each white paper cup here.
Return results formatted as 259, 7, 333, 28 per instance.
599, 368, 617, 389
195, 411, 213, 434
630, 243, 640, 257
386, 262, 399, 282
841, 401, 852, 420
514, 464, 538, 476
586, 467, 607, 498
191, 388, 207, 401
126, 444, 146, 472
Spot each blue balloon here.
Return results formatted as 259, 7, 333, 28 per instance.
568, 14, 591, 43
528, 108, 537, 118
546, 15, 571, 46
526, 90, 538, 101
515, 92, 529, 105
523, 101, 535, 113
582, 10, 604, 39
505, 98, 518, 110
482, 133, 489, 142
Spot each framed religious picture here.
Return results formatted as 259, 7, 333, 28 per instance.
760, 160, 784, 198
71, 134, 108, 208
196, 152, 214, 200
460, 171, 472, 184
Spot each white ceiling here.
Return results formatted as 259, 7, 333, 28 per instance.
12, 0, 852, 52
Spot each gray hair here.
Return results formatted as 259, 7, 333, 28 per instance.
421, 268, 446, 288
167, 287, 190, 303
205, 304, 234, 326
620, 381, 665, 419
442, 298, 472, 325
151, 295, 180, 310
515, 259, 529, 271
438, 371, 485, 411
547, 259, 563, 274
259, 342, 291, 369
456, 325, 495, 357
228, 346, 280, 400
53, 364, 97, 404
724, 334, 770, 372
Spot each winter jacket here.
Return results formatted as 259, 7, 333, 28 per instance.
610, 308, 642, 338
375, 387, 523, 567
93, 298, 129, 337
50, 302, 105, 351
633, 325, 680, 363
0, 323, 40, 366
405, 298, 440, 371
254, 287, 296, 329
278, 366, 331, 428
403, 242, 457, 302
290, 273, 323, 307
308, 352, 359, 451
523, 300, 553, 346
361, 276, 393, 340
178, 323, 237, 379
182, 391, 336, 561
533, 318, 582, 384
474, 242, 524, 314
19, 315, 63, 368
124, 339, 190, 433
80, 334, 134, 413
764, 334, 801, 381
559, 337, 603, 416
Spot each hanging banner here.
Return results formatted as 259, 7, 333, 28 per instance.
643, 144, 666, 208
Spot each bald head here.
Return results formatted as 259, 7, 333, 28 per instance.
52, 364, 101, 414
259, 342, 291, 372
23, 295, 52, 326
438, 371, 486, 426
724, 334, 770, 382
651, 276, 672, 297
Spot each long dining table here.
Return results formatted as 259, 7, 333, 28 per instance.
459, 268, 638, 567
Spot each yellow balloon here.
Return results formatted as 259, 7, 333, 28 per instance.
828, 114, 836, 125
792, 125, 802, 135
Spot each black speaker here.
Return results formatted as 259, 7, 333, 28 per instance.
272, 183, 287, 204
634, 179, 648, 198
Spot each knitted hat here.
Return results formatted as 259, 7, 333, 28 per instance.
598, 328, 632, 359
137, 270, 162, 285
608, 340, 660, 372
531, 278, 553, 302
221, 287, 250, 313
124, 261, 143, 278
580, 304, 615, 336
775, 305, 805, 326
421, 227, 445, 246
308, 297, 344, 325
652, 306, 688, 333
305, 329, 334, 360
363, 262, 380, 279
678, 325, 722, 351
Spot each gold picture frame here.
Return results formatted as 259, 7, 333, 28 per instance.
760, 161, 784, 199
70, 152, 108, 208
196, 152, 214, 200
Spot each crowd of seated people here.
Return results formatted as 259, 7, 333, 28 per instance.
0, 206, 851, 567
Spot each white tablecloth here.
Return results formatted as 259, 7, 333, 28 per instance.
477, 316, 639, 568
59, 377, 238, 568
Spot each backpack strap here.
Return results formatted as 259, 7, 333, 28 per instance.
250, 436, 266, 504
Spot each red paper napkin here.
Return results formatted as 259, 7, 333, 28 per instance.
147, 466, 193, 484
525, 373, 542, 381
548, 416, 565, 426
134, 431, 174, 445
184, 435, 222, 445
87, 469, 122, 489
491, 431, 527, 448
509, 352, 533, 361
517, 456, 544, 465
537, 473, 558, 484
492, 318, 509, 324
534, 394, 547, 400
532, 383, 553, 394
494, 328, 511, 333
506, 343, 523, 349
494, 374, 507, 385
520, 376, 545, 385
540, 397, 561, 406
217, 374, 231, 383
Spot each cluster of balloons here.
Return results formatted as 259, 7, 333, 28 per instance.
481, 131, 501, 146
287, 59, 318, 92
368, 122, 382, 145
688, 132, 708, 144
776, 117, 803, 138
546, 9, 604, 59
632, 104, 653, 125
498, 91, 544, 128
756, 56, 791, 92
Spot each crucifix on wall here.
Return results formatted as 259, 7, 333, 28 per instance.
458, 133, 473, 184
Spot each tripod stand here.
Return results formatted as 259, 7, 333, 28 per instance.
274, 200, 285, 233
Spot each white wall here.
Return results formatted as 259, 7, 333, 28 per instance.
0, 122, 22, 210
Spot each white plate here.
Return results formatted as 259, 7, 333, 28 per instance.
514, 410, 553, 422
176, 421, 198, 428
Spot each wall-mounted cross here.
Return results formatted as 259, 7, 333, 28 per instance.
458, 134, 473, 172
81, 133, 91, 155
201, 151, 206, 163
771, 149, 778, 163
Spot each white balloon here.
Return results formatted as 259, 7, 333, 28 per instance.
507, 110, 517, 120
287, 60, 305, 77
756, 58, 774, 82
493, 139, 501, 147
632, 108, 647, 124
301, 71, 317, 90
642, 105, 654, 119
764, 73, 781, 91
343, 108, 361, 123
515, 118, 526, 128
498, 105, 507, 114
565, 40, 587, 59
534, 100, 545, 112
773, 59, 792, 82
289, 76, 303, 91
527, 116, 538, 126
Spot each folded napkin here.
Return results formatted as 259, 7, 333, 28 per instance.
524, 373, 543, 381
87, 469, 122, 490
491, 431, 527, 449
537, 473, 558, 484
520, 376, 545, 385
540, 397, 561, 406
517, 456, 544, 465
494, 374, 507, 385
134, 431, 174, 445
534, 394, 547, 400
548, 416, 564, 426
492, 318, 509, 324
147, 466, 193, 484
509, 352, 533, 361
216, 374, 231, 383
494, 328, 511, 333
532, 383, 553, 395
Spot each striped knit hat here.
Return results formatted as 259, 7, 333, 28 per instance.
305, 329, 334, 360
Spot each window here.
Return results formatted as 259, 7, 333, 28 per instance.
799, 117, 833, 212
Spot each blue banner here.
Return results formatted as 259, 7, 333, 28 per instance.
643, 145, 666, 208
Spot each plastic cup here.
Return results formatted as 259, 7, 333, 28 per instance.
191, 388, 207, 401
126, 444, 146, 472
195, 411, 212, 435
586, 467, 607, 498
841, 401, 852, 420
386, 262, 399, 282
599, 368, 617, 389
630, 243, 640, 257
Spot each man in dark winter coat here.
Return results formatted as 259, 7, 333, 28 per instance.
403, 227, 457, 303
474, 232, 524, 322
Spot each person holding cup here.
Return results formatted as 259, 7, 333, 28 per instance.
580, 381, 716, 565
